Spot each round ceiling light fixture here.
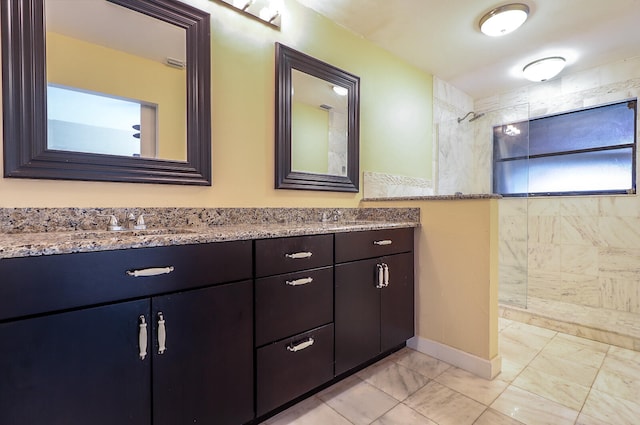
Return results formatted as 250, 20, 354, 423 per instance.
479, 3, 529, 36
522, 56, 566, 82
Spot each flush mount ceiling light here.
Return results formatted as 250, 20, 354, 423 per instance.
480, 3, 529, 36
522, 56, 566, 82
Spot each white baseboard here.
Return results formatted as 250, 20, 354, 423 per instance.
407, 336, 502, 380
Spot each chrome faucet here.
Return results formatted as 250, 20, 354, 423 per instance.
99, 213, 150, 231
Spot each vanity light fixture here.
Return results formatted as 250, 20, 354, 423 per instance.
479, 3, 529, 37
332, 85, 348, 96
522, 56, 566, 82
218, 0, 281, 27
232, 0, 253, 11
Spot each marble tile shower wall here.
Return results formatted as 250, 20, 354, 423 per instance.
433, 76, 479, 195
526, 196, 640, 314
485, 56, 640, 317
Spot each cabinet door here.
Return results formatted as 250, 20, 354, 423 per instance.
0, 300, 151, 425
381, 252, 415, 352
152, 280, 253, 425
335, 258, 381, 375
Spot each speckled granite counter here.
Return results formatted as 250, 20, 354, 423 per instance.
362, 194, 502, 201
0, 207, 419, 259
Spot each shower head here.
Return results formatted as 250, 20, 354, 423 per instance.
457, 111, 485, 123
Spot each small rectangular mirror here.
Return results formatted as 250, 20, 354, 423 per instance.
275, 43, 360, 192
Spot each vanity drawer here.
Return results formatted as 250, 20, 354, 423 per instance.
335, 228, 413, 263
0, 241, 252, 321
255, 234, 333, 277
256, 323, 334, 416
255, 266, 333, 346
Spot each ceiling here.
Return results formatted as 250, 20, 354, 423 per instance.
295, 0, 640, 99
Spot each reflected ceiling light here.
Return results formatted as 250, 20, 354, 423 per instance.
479, 3, 529, 36
522, 56, 566, 82
332, 86, 348, 96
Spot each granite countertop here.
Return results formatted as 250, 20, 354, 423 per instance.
362, 194, 502, 201
0, 220, 419, 259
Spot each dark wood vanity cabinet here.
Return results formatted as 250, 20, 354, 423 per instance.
0, 242, 253, 425
255, 234, 335, 417
334, 228, 415, 375
0, 226, 415, 424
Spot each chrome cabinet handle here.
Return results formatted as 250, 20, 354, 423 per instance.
286, 277, 313, 286
285, 252, 313, 259
126, 266, 175, 277
138, 315, 148, 360
287, 337, 315, 352
157, 312, 167, 355
374, 240, 392, 246
383, 263, 390, 287
376, 263, 385, 289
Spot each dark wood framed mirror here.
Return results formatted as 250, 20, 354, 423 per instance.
275, 43, 359, 192
1, 0, 211, 185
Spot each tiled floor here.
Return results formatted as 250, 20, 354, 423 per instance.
261, 318, 640, 425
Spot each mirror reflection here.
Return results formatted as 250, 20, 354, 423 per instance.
45, 0, 187, 161
291, 70, 348, 177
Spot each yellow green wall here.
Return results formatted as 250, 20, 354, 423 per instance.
0, 0, 432, 207
46, 32, 187, 161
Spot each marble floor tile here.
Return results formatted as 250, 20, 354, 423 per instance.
317, 375, 398, 425
500, 325, 554, 352
499, 317, 514, 331
434, 366, 509, 405
498, 336, 543, 366
607, 344, 640, 362
370, 403, 437, 425
581, 388, 640, 425
540, 338, 606, 369
527, 351, 599, 387
507, 321, 558, 339
592, 356, 640, 403
491, 386, 579, 425
473, 408, 526, 425
390, 348, 451, 379
496, 358, 526, 383
262, 396, 351, 425
356, 358, 430, 401
404, 381, 486, 425
512, 366, 590, 411
575, 412, 612, 425
554, 332, 610, 353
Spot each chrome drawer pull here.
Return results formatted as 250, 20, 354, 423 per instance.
287, 337, 315, 353
374, 240, 392, 246
138, 315, 148, 360
285, 252, 313, 259
286, 277, 313, 286
157, 312, 167, 355
126, 266, 175, 277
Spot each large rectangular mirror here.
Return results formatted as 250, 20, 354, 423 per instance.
275, 43, 360, 192
1, 0, 211, 185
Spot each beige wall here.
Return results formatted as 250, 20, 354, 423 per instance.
362, 198, 500, 362
0, 0, 433, 208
